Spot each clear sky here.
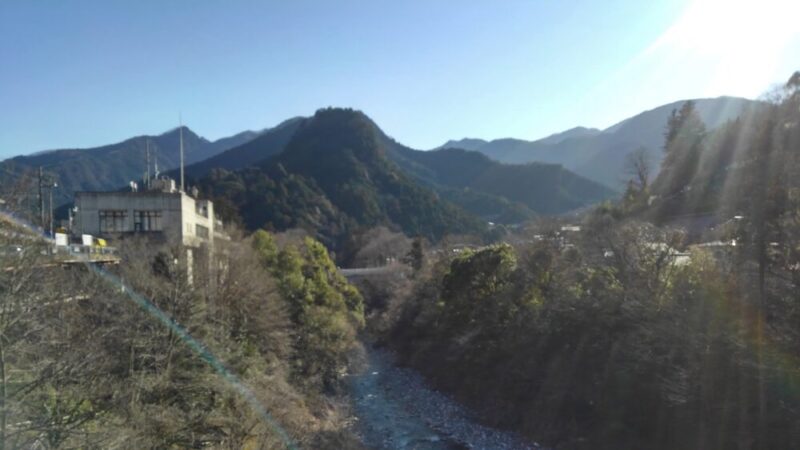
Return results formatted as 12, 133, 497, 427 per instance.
1, 0, 799, 158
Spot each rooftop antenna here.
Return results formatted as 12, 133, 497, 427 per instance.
145, 139, 151, 189
179, 113, 185, 192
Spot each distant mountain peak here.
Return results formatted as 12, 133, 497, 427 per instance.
155, 125, 212, 145
278, 107, 391, 179
448, 96, 759, 188
0, 124, 264, 208
534, 126, 602, 145
437, 138, 490, 151
437, 127, 603, 152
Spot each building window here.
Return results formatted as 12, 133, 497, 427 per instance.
134, 210, 162, 231
99, 210, 127, 232
195, 224, 209, 239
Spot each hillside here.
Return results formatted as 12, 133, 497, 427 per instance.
378, 73, 800, 450
627, 76, 800, 234
195, 108, 487, 251
386, 145, 615, 217
0, 126, 260, 206
183, 118, 304, 178
442, 96, 760, 188
535, 126, 602, 145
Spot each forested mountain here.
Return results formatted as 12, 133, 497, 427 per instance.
441, 96, 759, 188
386, 145, 615, 217
184, 110, 613, 225
194, 108, 488, 253
1, 106, 615, 227
0, 126, 261, 206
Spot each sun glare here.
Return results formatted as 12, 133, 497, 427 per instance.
648, 0, 800, 96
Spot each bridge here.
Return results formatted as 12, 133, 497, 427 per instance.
339, 263, 407, 279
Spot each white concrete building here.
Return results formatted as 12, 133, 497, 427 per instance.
73, 178, 217, 250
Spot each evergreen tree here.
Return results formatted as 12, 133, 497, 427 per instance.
406, 237, 425, 272
659, 101, 706, 196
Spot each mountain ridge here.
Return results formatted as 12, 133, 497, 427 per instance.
184, 109, 615, 224
439, 96, 761, 188
0, 125, 264, 206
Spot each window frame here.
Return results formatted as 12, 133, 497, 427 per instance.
99, 210, 127, 233
133, 210, 162, 232
195, 223, 209, 239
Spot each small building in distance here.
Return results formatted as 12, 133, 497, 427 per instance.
73, 177, 218, 250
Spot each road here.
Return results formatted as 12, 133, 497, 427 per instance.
348, 347, 541, 450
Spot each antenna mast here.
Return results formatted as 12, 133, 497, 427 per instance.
154, 144, 160, 179
179, 113, 185, 192
145, 139, 151, 189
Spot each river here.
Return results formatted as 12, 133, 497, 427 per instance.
348, 347, 542, 450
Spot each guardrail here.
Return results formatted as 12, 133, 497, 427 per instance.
58, 244, 118, 257
2, 244, 118, 257
52, 244, 119, 263
1, 244, 120, 271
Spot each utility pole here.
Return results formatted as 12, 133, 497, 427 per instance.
36, 167, 57, 237
145, 139, 151, 190
49, 183, 54, 237
38, 167, 45, 230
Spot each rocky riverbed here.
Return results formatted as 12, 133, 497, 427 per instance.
348, 347, 542, 450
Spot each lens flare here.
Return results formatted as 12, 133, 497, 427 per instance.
88, 265, 298, 450
0, 208, 297, 450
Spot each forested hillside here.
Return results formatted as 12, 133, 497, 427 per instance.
377, 221, 800, 449
370, 74, 800, 450
194, 108, 487, 255
185, 109, 614, 227
387, 146, 615, 216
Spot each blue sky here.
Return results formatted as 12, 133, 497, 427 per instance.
1, 0, 799, 158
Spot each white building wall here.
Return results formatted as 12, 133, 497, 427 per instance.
179, 195, 215, 248
75, 192, 182, 238
74, 191, 216, 249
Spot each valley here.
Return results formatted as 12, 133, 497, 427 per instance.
2, 67, 799, 450
4, 1, 800, 448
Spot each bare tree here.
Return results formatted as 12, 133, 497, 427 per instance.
0, 223, 364, 448
351, 226, 411, 267
0, 167, 38, 225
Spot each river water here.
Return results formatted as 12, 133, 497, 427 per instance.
348, 347, 541, 450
